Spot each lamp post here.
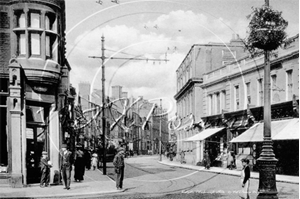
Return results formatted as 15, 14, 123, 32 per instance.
256, 1, 278, 198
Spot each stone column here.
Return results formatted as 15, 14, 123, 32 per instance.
7, 59, 23, 188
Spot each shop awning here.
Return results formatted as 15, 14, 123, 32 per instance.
184, 127, 225, 142
273, 118, 299, 140
230, 118, 299, 143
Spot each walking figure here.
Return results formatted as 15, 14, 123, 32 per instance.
40, 151, 52, 188
60, 144, 73, 190
113, 147, 125, 190
240, 158, 250, 199
203, 150, 211, 169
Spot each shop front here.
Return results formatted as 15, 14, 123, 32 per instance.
230, 118, 299, 175
184, 127, 227, 166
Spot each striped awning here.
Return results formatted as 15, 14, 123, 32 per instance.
230, 118, 299, 143
184, 127, 225, 142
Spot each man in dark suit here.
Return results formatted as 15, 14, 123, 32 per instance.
60, 144, 73, 190
113, 147, 125, 190
40, 151, 52, 188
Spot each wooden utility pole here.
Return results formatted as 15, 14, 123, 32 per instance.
101, 35, 107, 175
159, 99, 162, 161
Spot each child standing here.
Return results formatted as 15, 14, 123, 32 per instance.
40, 151, 52, 188
91, 152, 98, 170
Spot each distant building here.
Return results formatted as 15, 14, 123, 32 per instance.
77, 83, 169, 155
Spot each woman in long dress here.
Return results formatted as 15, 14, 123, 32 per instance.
240, 158, 250, 199
74, 146, 85, 182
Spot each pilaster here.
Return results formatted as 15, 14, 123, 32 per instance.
8, 58, 23, 188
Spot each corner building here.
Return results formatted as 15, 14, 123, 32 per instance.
0, 0, 71, 187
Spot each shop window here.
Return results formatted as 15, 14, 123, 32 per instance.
29, 12, 40, 28
30, 33, 41, 55
17, 32, 26, 55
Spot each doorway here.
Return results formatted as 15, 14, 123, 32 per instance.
25, 105, 49, 184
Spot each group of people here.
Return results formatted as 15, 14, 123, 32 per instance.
39, 144, 126, 191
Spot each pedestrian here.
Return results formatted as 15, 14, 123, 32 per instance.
240, 158, 250, 199
74, 145, 85, 182
203, 150, 211, 169
113, 147, 125, 190
84, 149, 91, 170
227, 151, 234, 170
91, 151, 98, 170
40, 151, 52, 188
232, 151, 236, 169
60, 144, 73, 190
180, 150, 186, 164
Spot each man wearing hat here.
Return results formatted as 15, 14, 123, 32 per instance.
60, 144, 73, 190
40, 151, 52, 188
113, 147, 125, 190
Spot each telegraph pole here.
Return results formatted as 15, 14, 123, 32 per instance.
101, 35, 107, 175
159, 99, 162, 161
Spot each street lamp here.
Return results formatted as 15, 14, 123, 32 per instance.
246, 1, 288, 199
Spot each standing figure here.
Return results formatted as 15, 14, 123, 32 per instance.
60, 144, 73, 190
203, 150, 211, 169
40, 151, 52, 188
240, 158, 250, 199
91, 151, 98, 170
84, 149, 91, 170
232, 151, 236, 169
227, 151, 234, 170
180, 150, 186, 164
113, 147, 125, 190
74, 145, 85, 182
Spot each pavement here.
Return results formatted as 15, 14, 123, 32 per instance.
159, 157, 299, 184
0, 168, 123, 198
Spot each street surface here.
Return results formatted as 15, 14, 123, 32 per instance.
92, 155, 299, 199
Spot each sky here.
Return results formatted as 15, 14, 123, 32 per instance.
65, 0, 299, 116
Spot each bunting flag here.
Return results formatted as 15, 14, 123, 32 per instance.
142, 104, 157, 130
